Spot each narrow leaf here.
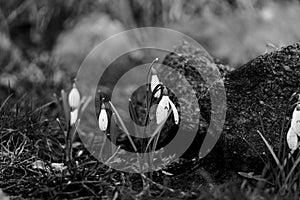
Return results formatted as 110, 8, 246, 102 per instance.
257, 130, 282, 170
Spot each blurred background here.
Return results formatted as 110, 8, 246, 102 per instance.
1, 0, 300, 101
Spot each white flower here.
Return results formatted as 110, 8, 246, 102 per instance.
291, 104, 300, 136
70, 108, 78, 126
156, 95, 170, 124
169, 100, 179, 124
287, 127, 298, 151
68, 84, 81, 108
98, 103, 108, 131
150, 68, 161, 98
156, 87, 179, 124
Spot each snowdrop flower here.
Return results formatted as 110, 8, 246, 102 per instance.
98, 102, 108, 131
287, 103, 300, 151
287, 127, 298, 151
68, 83, 81, 109
156, 87, 179, 124
150, 68, 161, 98
156, 93, 170, 124
169, 100, 179, 125
291, 104, 300, 136
70, 108, 78, 126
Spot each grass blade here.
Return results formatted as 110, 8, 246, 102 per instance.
257, 130, 282, 170
0, 93, 13, 113
145, 109, 171, 152
61, 90, 70, 125
32, 100, 55, 113
104, 146, 121, 165
109, 101, 138, 153
238, 172, 274, 185
283, 154, 300, 186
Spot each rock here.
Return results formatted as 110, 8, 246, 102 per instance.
159, 42, 300, 173
223, 43, 300, 172
157, 42, 229, 175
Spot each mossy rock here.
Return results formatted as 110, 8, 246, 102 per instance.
223, 43, 300, 172
159, 42, 300, 173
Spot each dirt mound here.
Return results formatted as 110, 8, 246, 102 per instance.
160, 42, 300, 173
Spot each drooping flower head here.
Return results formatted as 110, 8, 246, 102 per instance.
68, 83, 81, 109
291, 103, 300, 136
287, 127, 298, 151
70, 108, 78, 126
156, 87, 170, 124
169, 99, 179, 125
98, 100, 108, 131
68, 83, 81, 126
287, 94, 300, 151
156, 87, 179, 125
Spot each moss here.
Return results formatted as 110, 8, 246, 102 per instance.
160, 42, 300, 173
224, 43, 300, 172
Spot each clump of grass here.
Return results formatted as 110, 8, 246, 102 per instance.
0, 91, 294, 199
55, 82, 91, 164
0, 58, 180, 199
0, 92, 162, 199
240, 92, 300, 199
0, 93, 65, 198
4, 61, 298, 199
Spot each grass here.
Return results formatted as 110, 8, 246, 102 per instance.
254, 96, 300, 198
1, 44, 300, 200
0, 56, 299, 199
1, 80, 300, 200
2, 1, 300, 199
234, 92, 300, 199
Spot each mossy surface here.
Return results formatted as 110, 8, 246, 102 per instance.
224, 43, 300, 172
159, 42, 300, 173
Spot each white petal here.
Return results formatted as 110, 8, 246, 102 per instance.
291, 105, 300, 136
154, 88, 161, 98
68, 87, 81, 108
98, 108, 108, 131
70, 109, 78, 126
150, 75, 159, 91
169, 99, 179, 124
151, 75, 161, 98
156, 96, 170, 124
287, 127, 298, 151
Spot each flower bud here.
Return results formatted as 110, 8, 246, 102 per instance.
68, 84, 81, 108
156, 88, 170, 124
291, 104, 300, 136
287, 127, 298, 151
98, 103, 108, 131
70, 108, 78, 126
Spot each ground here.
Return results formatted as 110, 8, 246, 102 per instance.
1, 42, 300, 199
